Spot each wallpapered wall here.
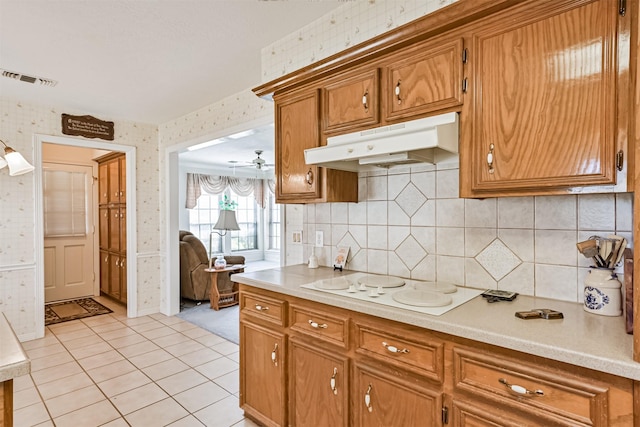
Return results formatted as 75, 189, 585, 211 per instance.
0, 98, 159, 338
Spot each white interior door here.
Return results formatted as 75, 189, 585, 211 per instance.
43, 163, 96, 302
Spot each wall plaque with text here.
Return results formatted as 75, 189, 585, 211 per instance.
61, 114, 114, 140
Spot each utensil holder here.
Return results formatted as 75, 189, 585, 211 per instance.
583, 268, 622, 316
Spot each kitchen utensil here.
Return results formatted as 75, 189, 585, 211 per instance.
576, 239, 606, 267
607, 235, 627, 268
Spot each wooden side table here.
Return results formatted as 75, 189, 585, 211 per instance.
205, 265, 245, 310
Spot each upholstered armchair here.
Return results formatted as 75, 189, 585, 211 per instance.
179, 231, 246, 302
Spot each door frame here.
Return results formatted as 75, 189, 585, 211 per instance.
163, 115, 281, 316
34, 134, 138, 335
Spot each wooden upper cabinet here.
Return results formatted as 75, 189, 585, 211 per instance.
98, 163, 109, 205
275, 89, 358, 203
461, 0, 625, 197
118, 156, 126, 202
275, 89, 322, 202
385, 37, 465, 122
323, 69, 380, 133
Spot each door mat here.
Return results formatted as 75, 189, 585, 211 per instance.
45, 298, 113, 326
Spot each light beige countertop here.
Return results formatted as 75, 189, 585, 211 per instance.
233, 264, 639, 381
0, 312, 30, 382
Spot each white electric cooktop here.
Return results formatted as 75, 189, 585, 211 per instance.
301, 272, 483, 316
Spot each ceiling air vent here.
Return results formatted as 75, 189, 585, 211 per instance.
1, 69, 57, 87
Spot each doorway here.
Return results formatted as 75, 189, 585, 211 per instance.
34, 134, 138, 337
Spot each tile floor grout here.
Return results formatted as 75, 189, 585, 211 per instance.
13, 296, 257, 427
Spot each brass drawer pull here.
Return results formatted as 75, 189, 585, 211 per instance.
254, 304, 269, 311
395, 80, 402, 104
364, 384, 373, 412
362, 90, 369, 112
305, 168, 314, 186
330, 367, 338, 395
499, 378, 544, 396
271, 343, 278, 366
382, 341, 409, 354
487, 143, 495, 174
308, 320, 328, 329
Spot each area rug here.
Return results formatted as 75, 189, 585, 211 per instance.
177, 302, 239, 344
45, 298, 113, 326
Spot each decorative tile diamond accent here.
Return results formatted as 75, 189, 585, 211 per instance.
337, 232, 361, 261
395, 235, 427, 270
395, 183, 426, 217
475, 239, 522, 281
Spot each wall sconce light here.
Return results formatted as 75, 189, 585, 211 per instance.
0, 139, 35, 176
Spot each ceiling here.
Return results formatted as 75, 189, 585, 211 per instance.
0, 1, 344, 171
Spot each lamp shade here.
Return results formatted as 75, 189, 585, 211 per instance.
4, 147, 34, 176
213, 210, 240, 231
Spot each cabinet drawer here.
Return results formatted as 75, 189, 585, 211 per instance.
452, 347, 610, 426
240, 291, 286, 327
289, 304, 348, 349
354, 320, 444, 383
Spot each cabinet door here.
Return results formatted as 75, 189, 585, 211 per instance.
98, 163, 109, 205
275, 90, 321, 202
108, 208, 121, 252
99, 207, 109, 250
100, 251, 110, 294
385, 38, 464, 121
324, 69, 379, 133
353, 362, 442, 427
289, 337, 349, 427
107, 159, 120, 204
119, 207, 126, 253
464, 0, 620, 196
118, 156, 126, 202
120, 257, 127, 303
240, 321, 286, 427
108, 255, 121, 300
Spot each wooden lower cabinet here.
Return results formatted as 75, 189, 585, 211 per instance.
238, 285, 635, 427
289, 337, 349, 427
239, 320, 286, 427
353, 361, 443, 426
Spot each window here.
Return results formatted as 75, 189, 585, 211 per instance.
268, 192, 280, 250
230, 192, 258, 251
188, 194, 222, 254
188, 188, 258, 256
43, 169, 88, 237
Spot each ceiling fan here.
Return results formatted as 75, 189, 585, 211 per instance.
229, 150, 274, 171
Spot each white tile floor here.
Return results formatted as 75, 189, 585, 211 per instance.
14, 297, 259, 427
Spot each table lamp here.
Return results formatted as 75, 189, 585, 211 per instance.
209, 210, 240, 268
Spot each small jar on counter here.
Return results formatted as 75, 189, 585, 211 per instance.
583, 269, 622, 316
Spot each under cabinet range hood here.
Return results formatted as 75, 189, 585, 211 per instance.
304, 112, 459, 172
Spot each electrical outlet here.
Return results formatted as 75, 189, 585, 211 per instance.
292, 230, 302, 244
315, 231, 324, 247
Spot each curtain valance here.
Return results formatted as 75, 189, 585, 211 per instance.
186, 173, 275, 209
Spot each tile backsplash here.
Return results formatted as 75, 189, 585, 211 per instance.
293, 162, 633, 303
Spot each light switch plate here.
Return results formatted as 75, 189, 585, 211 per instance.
315, 231, 324, 247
